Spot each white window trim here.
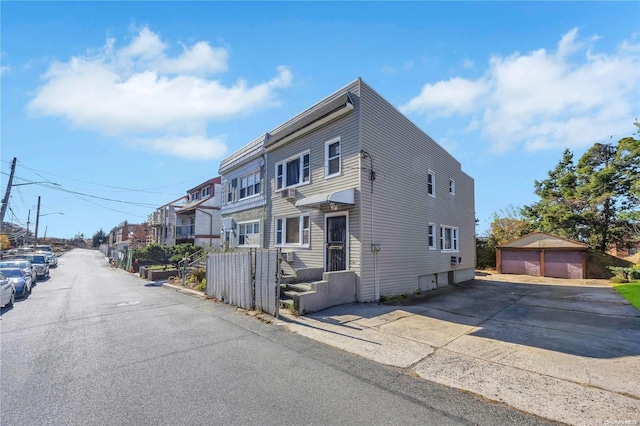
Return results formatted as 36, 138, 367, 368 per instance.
440, 225, 459, 253
237, 220, 261, 248
275, 150, 311, 191
428, 222, 436, 250
449, 178, 455, 195
274, 214, 310, 247
201, 186, 211, 198
324, 136, 342, 179
224, 180, 234, 204
238, 170, 262, 200
427, 170, 435, 198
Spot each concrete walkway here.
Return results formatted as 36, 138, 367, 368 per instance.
278, 275, 640, 425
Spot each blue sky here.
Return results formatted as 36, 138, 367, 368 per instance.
2, 1, 639, 240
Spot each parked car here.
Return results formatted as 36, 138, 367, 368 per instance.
36, 251, 57, 268
0, 272, 15, 308
13, 255, 49, 279
0, 268, 32, 298
0, 259, 37, 284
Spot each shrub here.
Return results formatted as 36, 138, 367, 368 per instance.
196, 278, 206, 292
169, 243, 202, 264
132, 243, 171, 264
608, 266, 640, 280
611, 276, 630, 284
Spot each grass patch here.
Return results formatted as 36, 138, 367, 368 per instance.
613, 281, 640, 310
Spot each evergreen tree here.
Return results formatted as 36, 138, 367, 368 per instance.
524, 127, 640, 252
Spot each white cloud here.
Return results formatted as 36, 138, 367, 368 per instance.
132, 134, 228, 160
401, 29, 640, 152
400, 77, 490, 118
27, 26, 292, 158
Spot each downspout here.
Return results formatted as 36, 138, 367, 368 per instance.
196, 208, 214, 249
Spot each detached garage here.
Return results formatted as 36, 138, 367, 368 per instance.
497, 232, 588, 279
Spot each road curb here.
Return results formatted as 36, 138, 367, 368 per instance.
161, 282, 207, 299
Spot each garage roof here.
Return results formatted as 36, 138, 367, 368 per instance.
498, 232, 588, 250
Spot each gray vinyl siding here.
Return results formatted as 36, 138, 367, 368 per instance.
227, 207, 266, 248
266, 81, 362, 279
359, 80, 475, 302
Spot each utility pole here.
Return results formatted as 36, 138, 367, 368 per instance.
0, 157, 17, 227
33, 196, 41, 249
24, 210, 31, 247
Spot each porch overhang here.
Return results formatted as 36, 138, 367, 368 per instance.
294, 188, 355, 209
265, 93, 354, 150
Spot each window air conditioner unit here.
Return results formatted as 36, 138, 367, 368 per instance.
281, 251, 293, 262
281, 188, 296, 200
451, 256, 459, 265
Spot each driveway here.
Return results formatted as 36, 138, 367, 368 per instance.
279, 274, 640, 425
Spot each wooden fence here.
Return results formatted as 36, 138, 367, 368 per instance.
206, 249, 280, 316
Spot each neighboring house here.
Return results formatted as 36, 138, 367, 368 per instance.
607, 242, 640, 258
174, 178, 223, 249
496, 232, 588, 279
148, 196, 187, 247
223, 77, 475, 304
219, 134, 267, 250
113, 220, 148, 244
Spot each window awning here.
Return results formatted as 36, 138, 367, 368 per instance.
294, 188, 355, 209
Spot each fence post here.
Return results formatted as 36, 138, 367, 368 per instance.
276, 248, 281, 319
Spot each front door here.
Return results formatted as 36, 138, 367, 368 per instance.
326, 215, 347, 271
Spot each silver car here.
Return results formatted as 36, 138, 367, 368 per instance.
0, 268, 32, 298
0, 272, 15, 308
0, 259, 37, 284
36, 251, 57, 268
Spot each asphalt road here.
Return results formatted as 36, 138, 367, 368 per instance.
1, 249, 551, 426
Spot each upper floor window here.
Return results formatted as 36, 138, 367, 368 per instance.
191, 191, 200, 201
275, 215, 310, 246
225, 180, 234, 203
201, 186, 211, 198
449, 179, 455, 195
325, 137, 341, 178
276, 152, 310, 190
238, 221, 260, 247
239, 171, 261, 199
441, 225, 458, 252
428, 223, 436, 249
427, 170, 435, 197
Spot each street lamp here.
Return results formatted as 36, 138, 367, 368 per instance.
33, 200, 64, 249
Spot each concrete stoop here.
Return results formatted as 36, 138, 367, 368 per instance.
279, 271, 357, 315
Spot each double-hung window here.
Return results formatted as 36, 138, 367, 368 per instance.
428, 223, 436, 249
449, 179, 455, 195
201, 186, 211, 198
325, 137, 341, 178
191, 191, 199, 201
239, 171, 261, 199
238, 221, 260, 247
225, 180, 234, 204
275, 215, 310, 246
275, 152, 310, 190
427, 170, 435, 197
440, 225, 458, 252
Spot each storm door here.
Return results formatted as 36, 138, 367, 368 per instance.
326, 215, 347, 271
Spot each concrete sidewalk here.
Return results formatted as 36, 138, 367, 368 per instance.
277, 277, 640, 425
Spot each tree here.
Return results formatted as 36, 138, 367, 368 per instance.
478, 206, 532, 269
524, 128, 640, 252
523, 149, 584, 241
92, 228, 108, 248
488, 205, 533, 246
0, 234, 11, 250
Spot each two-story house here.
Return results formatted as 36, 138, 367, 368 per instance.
148, 196, 187, 247
219, 134, 267, 250
221, 77, 475, 304
174, 178, 223, 249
